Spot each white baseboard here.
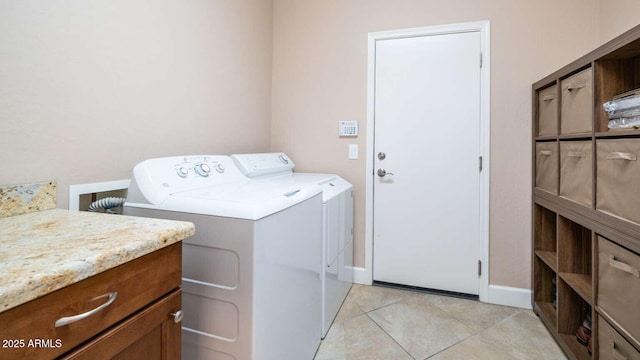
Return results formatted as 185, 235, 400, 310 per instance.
352, 266, 371, 285
351, 267, 531, 310
487, 285, 532, 309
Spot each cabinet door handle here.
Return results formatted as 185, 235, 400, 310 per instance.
54, 291, 118, 327
171, 310, 184, 323
539, 150, 552, 156
609, 256, 640, 278
542, 95, 555, 101
607, 152, 637, 161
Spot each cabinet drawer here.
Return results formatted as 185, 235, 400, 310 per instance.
61, 289, 182, 360
560, 141, 592, 206
538, 84, 558, 137
598, 236, 640, 345
561, 68, 593, 135
596, 139, 640, 224
599, 315, 640, 360
0, 243, 181, 360
536, 141, 558, 194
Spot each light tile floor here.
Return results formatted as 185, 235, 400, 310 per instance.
314, 284, 568, 360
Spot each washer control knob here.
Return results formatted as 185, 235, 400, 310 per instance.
194, 163, 211, 177
215, 163, 225, 173
278, 155, 289, 164
176, 167, 189, 178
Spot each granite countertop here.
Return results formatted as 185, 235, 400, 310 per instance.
0, 208, 195, 313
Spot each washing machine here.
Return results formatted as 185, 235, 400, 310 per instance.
231, 153, 354, 338
123, 155, 323, 360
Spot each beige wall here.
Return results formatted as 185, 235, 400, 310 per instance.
0, 0, 273, 208
271, 0, 603, 289
598, 0, 640, 42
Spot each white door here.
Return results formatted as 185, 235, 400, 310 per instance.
372, 30, 482, 295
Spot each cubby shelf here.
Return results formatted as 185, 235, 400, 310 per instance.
533, 24, 640, 360
595, 129, 640, 138
535, 250, 558, 272
536, 250, 558, 271
535, 301, 558, 330
558, 273, 592, 306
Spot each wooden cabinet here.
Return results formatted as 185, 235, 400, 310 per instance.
532, 25, 640, 360
0, 243, 182, 360
62, 289, 182, 360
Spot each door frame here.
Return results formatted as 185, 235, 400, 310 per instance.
363, 21, 491, 302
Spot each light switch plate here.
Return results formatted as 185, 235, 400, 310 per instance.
349, 144, 358, 159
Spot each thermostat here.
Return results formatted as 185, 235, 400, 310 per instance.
339, 121, 358, 137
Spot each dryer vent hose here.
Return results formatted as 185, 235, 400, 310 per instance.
89, 197, 126, 213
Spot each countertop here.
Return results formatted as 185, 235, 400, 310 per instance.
0, 208, 195, 313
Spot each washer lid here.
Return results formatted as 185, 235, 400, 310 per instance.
125, 155, 322, 220
175, 180, 309, 203
127, 180, 322, 220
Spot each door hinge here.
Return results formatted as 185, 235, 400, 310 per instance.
478, 260, 482, 276
480, 52, 483, 68
479, 156, 483, 172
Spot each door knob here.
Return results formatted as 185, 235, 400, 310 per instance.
378, 152, 386, 160
377, 168, 394, 177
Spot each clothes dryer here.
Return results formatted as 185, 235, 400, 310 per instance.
123, 155, 323, 360
231, 153, 354, 338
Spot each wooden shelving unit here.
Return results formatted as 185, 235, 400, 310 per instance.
532, 25, 640, 360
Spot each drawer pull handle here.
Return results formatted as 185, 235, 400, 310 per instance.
542, 95, 555, 101
539, 150, 552, 156
566, 82, 586, 91
609, 256, 640, 278
607, 152, 637, 161
567, 151, 585, 158
54, 291, 118, 327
